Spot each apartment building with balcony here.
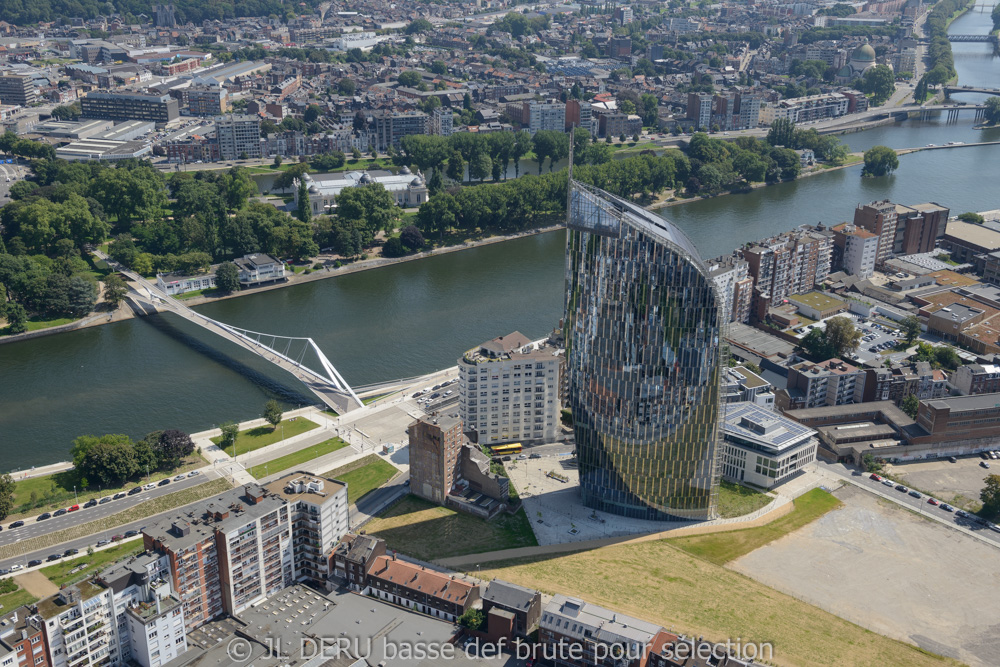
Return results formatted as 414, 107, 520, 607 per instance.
832, 223, 878, 279
37, 581, 117, 667
777, 358, 865, 411
853, 200, 897, 268
743, 225, 834, 320
0, 608, 48, 667
458, 331, 562, 445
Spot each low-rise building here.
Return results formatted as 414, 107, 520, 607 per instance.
156, 271, 216, 296
539, 594, 662, 667
950, 363, 1000, 395
481, 580, 541, 638
294, 168, 427, 217
234, 253, 285, 287
330, 533, 386, 591
365, 554, 480, 622
720, 402, 818, 488
778, 358, 865, 411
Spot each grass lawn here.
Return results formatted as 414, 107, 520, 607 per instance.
41, 542, 143, 587
8, 452, 209, 520
0, 582, 38, 612
249, 437, 349, 479
25, 316, 77, 332
210, 418, 319, 454
474, 488, 956, 667
176, 288, 223, 300
667, 488, 843, 566
366, 495, 538, 562
716, 480, 773, 519
321, 455, 398, 504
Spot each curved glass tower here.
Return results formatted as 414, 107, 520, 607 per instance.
563, 181, 725, 521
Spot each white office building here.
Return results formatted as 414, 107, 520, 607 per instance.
458, 331, 562, 445
720, 402, 818, 488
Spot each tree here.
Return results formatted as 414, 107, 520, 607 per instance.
296, 180, 311, 223
862, 145, 899, 177
511, 130, 532, 178
397, 70, 422, 88
399, 225, 424, 251
405, 18, 434, 34
0, 473, 14, 521
469, 151, 491, 183
458, 608, 484, 631
958, 212, 985, 224
102, 273, 127, 309
273, 155, 283, 168
901, 394, 920, 419
825, 316, 863, 358
3, 302, 27, 334
264, 399, 283, 430
219, 421, 239, 454
766, 118, 796, 147
901, 316, 921, 345
273, 162, 311, 191
303, 104, 322, 123
984, 96, 1000, 125
860, 65, 896, 106
982, 474, 1000, 518
861, 453, 882, 474
155, 430, 195, 468
446, 151, 465, 183
80, 437, 139, 487
215, 262, 240, 293
337, 78, 356, 96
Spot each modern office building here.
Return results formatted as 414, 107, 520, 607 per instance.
457, 332, 562, 445
0, 75, 37, 107
215, 114, 261, 160
563, 180, 725, 521
81, 91, 179, 123
719, 402, 817, 488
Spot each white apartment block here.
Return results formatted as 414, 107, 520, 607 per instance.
215, 114, 261, 160
834, 223, 879, 279
458, 331, 562, 445
38, 582, 118, 667
526, 101, 566, 135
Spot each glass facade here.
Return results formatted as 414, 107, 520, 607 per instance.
563, 181, 725, 521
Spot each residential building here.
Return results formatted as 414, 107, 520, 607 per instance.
735, 91, 762, 129
234, 253, 284, 286
951, 363, 1000, 395
607, 36, 632, 59
525, 100, 565, 135
330, 533, 385, 592
539, 594, 662, 667
894, 202, 949, 255
596, 112, 641, 139
759, 93, 848, 125
720, 402, 818, 488
365, 553, 480, 622
0, 75, 37, 107
564, 181, 725, 521
37, 581, 118, 667
155, 271, 216, 296
81, 91, 179, 123
853, 200, 897, 267
371, 110, 428, 151
430, 106, 453, 137
832, 223, 878, 278
458, 331, 562, 445
142, 477, 348, 626
295, 169, 427, 216
408, 414, 464, 505
778, 358, 865, 411
481, 580, 541, 638
708, 254, 752, 323
723, 366, 775, 408
0, 608, 47, 667
215, 114, 261, 160
743, 225, 834, 319
186, 86, 229, 116
686, 92, 713, 129
565, 99, 594, 134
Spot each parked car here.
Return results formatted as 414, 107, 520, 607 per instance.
28, 560, 42, 568
47, 554, 62, 562
927, 498, 939, 506
84, 499, 98, 508
111, 534, 124, 542
64, 548, 79, 557
0, 569, 8, 575
174, 475, 186, 481
948, 456, 958, 463
869, 473, 883, 481
67, 504, 80, 512
881, 479, 894, 487
981, 452, 990, 460
99, 496, 112, 504
940, 503, 954, 512
158, 478, 170, 486
908, 490, 922, 499
429, 392, 441, 399
956, 509, 969, 518
894, 484, 908, 493
96, 539, 110, 547
37, 512, 51, 521
53, 508, 67, 517
143, 483, 156, 491
982, 461, 991, 469
128, 486, 143, 496
529, 453, 541, 459
8, 520, 23, 529
113, 492, 126, 500
8, 564, 22, 572
124, 530, 139, 538
188, 470, 201, 477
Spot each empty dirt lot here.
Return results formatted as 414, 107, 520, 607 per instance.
730, 484, 1000, 667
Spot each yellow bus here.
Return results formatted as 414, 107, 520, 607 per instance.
491, 443, 523, 456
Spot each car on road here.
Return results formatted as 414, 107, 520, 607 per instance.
174, 475, 186, 481
927, 498, 939, 506
982, 461, 991, 469
113, 492, 126, 500
529, 453, 541, 459
53, 509, 67, 517
908, 490, 922, 499
948, 456, 958, 463
64, 548, 79, 557
188, 470, 201, 477
143, 483, 156, 490
124, 530, 139, 538
28, 560, 42, 568
158, 479, 170, 487
111, 534, 124, 542
96, 539, 110, 547
99, 497, 112, 504
84, 499, 98, 508
37, 512, 51, 521
869, 473, 883, 481
881, 479, 894, 487
956, 509, 969, 518
940, 503, 954, 512
68, 504, 79, 512
47, 554, 62, 562
8, 564, 22, 572
8, 521, 23, 529
895, 484, 909, 493
128, 486, 143, 495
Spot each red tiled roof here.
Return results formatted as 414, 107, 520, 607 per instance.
369, 555, 475, 603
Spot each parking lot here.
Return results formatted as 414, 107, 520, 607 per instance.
887, 455, 998, 510
731, 484, 1000, 667
850, 318, 909, 365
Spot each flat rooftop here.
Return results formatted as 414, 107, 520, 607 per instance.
262, 471, 346, 505
727, 322, 796, 360
790, 291, 846, 312
723, 402, 816, 453
925, 392, 1000, 413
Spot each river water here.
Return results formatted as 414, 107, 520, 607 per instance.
2, 6, 999, 470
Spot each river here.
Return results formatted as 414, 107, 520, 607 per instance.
2, 5, 998, 470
